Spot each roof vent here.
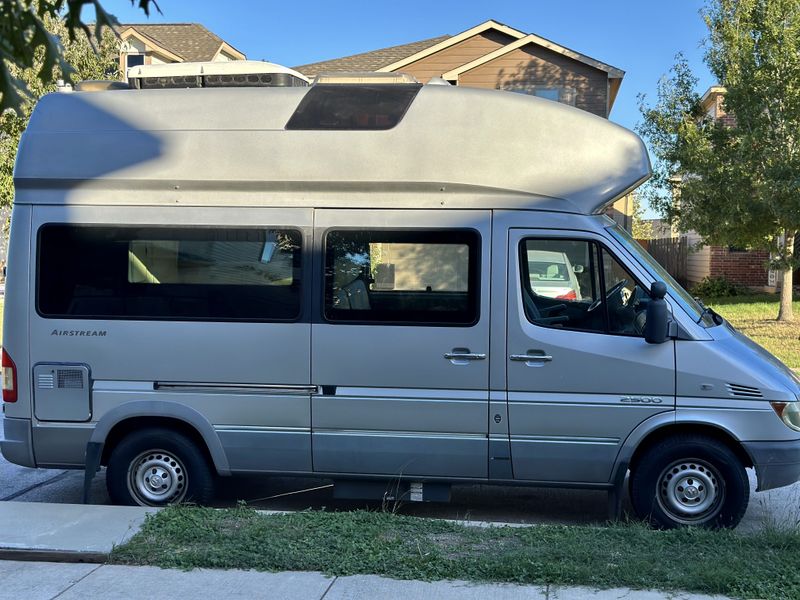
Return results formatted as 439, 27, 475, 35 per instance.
726, 383, 763, 398
127, 60, 309, 89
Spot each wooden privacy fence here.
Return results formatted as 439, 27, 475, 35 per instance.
644, 237, 689, 287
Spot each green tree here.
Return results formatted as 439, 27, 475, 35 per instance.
631, 193, 654, 240
0, 1, 156, 114
638, 0, 800, 321
0, 13, 120, 208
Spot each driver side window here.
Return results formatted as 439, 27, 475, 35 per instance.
520, 239, 649, 336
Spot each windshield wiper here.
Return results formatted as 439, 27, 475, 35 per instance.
700, 305, 724, 325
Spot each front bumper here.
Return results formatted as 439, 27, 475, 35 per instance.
743, 439, 800, 491
0, 417, 35, 468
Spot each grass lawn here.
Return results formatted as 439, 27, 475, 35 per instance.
704, 294, 800, 369
111, 506, 800, 599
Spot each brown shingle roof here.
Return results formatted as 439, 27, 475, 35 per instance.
294, 35, 450, 77
120, 23, 244, 62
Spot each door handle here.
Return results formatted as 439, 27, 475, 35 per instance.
444, 352, 486, 361
510, 353, 553, 362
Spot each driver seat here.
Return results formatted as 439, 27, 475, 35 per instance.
522, 290, 569, 326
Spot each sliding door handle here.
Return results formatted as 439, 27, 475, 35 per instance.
510, 353, 552, 362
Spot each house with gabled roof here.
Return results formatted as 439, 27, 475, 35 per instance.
118, 23, 245, 79
295, 19, 632, 226
295, 19, 624, 119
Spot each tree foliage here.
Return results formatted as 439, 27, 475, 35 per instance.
630, 193, 654, 240
0, 1, 158, 209
638, 0, 800, 321
0, 13, 120, 207
0, 1, 157, 114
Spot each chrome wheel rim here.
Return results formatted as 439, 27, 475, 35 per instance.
656, 459, 724, 524
127, 449, 187, 506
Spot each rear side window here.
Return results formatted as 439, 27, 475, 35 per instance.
324, 229, 479, 325
38, 225, 302, 321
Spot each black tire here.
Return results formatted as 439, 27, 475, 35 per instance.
106, 428, 215, 507
630, 435, 749, 529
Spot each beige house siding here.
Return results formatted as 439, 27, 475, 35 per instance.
686, 238, 711, 286
395, 31, 517, 83
458, 44, 609, 117
606, 195, 633, 231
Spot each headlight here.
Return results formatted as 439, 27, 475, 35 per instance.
770, 401, 800, 431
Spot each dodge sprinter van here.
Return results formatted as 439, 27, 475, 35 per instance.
3, 70, 800, 529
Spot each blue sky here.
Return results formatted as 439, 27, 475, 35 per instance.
104, 0, 717, 133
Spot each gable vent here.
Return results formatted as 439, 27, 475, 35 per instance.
726, 383, 763, 398
57, 369, 84, 389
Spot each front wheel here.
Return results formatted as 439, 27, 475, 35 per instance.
630, 435, 749, 529
106, 428, 215, 507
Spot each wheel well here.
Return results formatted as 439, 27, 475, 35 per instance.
628, 424, 753, 474
100, 416, 214, 469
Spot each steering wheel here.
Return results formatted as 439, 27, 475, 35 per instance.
587, 279, 628, 312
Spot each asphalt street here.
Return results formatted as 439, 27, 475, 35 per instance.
2, 420, 799, 531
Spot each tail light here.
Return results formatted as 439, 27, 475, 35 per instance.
2, 348, 17, 403
556, 290, 577, 300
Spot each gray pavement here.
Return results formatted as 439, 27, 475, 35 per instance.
0, 501, 155, 555
0, 561, 733, 600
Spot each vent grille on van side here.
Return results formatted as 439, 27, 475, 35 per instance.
726, 383, 763, 398
32, 363, 91, 422
57, 369, 84, 389
37, 373, 55, 389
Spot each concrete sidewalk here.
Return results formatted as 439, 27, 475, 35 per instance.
0, 561, 733, 600
0, 501, 155, 561
0, 501, 733, 600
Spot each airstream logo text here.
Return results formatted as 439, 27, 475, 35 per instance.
51, 329, 107, 337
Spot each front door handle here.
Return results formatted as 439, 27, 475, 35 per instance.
510, 353, 553, 362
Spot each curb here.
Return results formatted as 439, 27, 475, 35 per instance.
0, 547, 107, 563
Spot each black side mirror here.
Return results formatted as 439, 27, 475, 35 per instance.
644, 281, 670, 344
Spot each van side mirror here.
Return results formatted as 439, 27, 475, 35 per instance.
572, 264, 584, 274
644, 281, 670, 344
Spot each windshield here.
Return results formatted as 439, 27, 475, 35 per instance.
607, 223, 715, 327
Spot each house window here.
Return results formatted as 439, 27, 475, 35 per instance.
126, 54, 145, 69
506, 85, 576, 106
534, 88, 560, 102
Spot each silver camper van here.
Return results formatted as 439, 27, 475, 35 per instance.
3, 69, 800, 529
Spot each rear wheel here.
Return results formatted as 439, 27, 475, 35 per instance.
630, 435, 749, 529
106, 428, 215, 507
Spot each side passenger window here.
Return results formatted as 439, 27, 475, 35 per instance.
520, 239, 650, 336
324, 229, 479, 325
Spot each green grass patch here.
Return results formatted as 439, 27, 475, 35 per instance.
111, 506, 800, 599
704, 294, 800, 368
